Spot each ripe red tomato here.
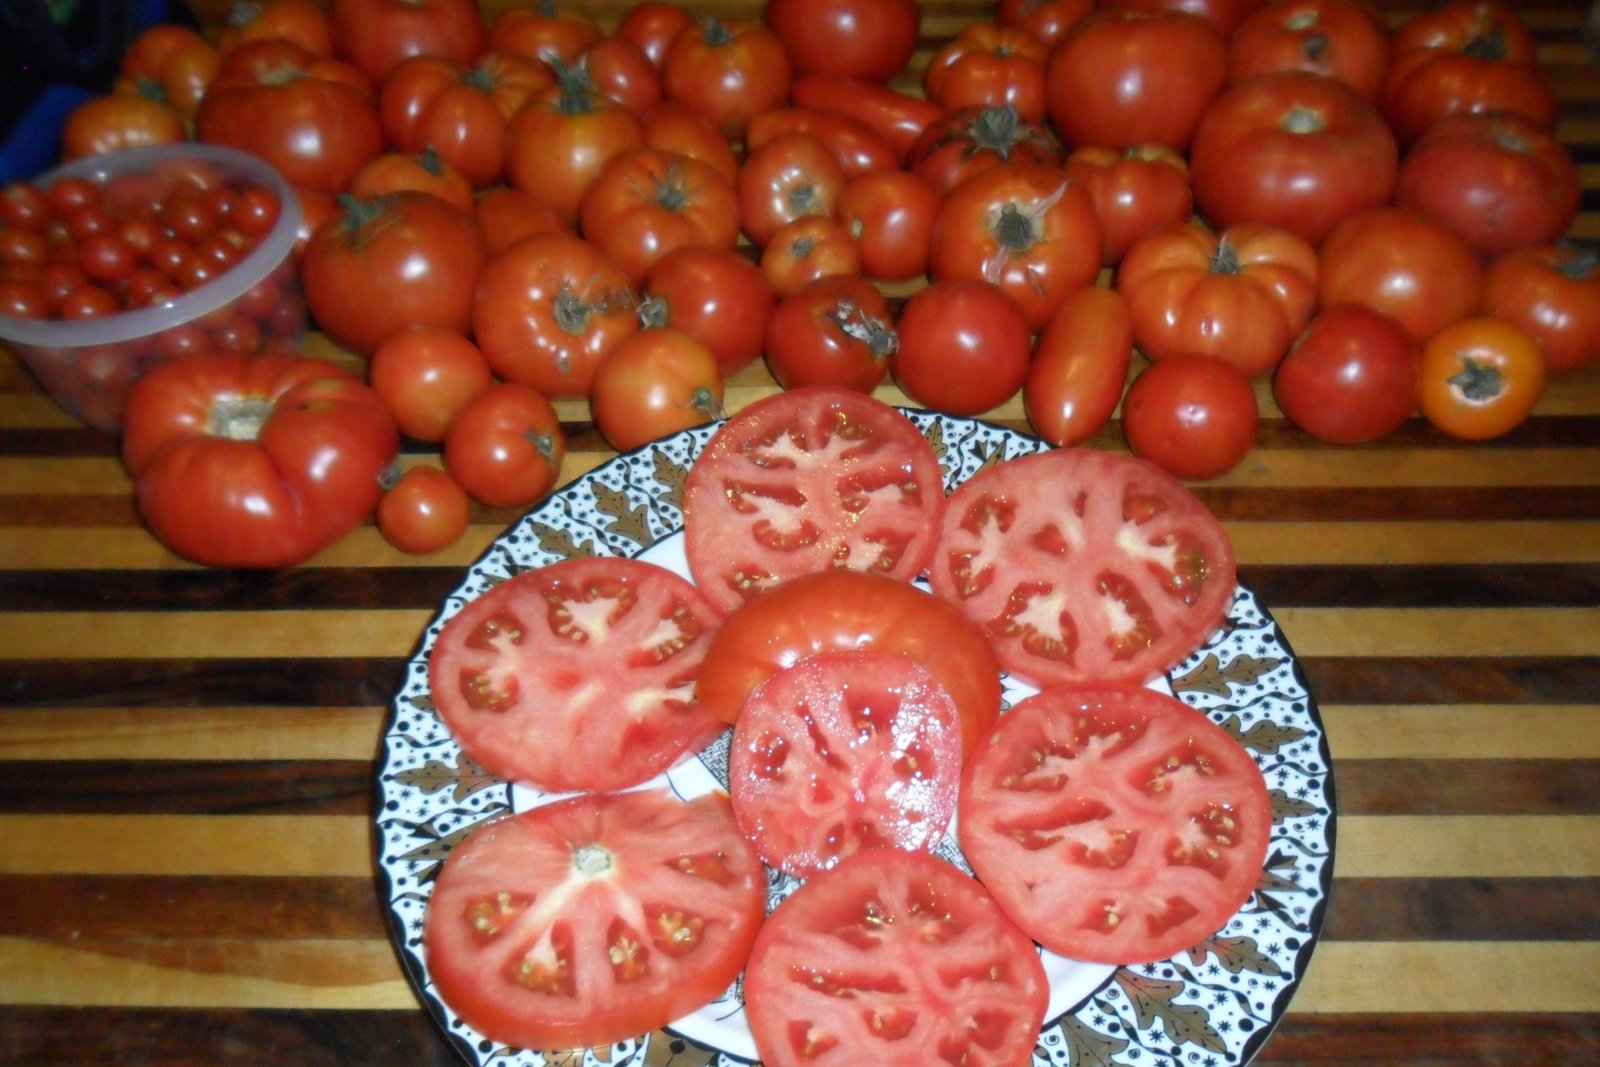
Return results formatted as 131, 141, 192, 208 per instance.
639, 245, 775, 375
638, 101, 741, 184
1102, 0, 1265, 36
302, 191, 486, 356
743, 848, 1048, 1067
60, 91, 181, 161
616, 1, 695, 68
486, 3, 602, 67
215, 0, 334, 57
763, 274, 897, 392
763, 0, 920, 83
746, 107, 899, 178
959, 683, 1272, 964
729, 649, 962, 877
326, 0, 486, 83
736, 132, 846, 250
1044, 9, 1229, 152
471, 232, 639, 398
998, 0, 1094, 46
377, 464, 470, 554
578, 146, 740, 285
923, 22, 1050, 121
121, 352, 399, 568
1394, 112, 1582, 259
682, 386, 946, 612
114, 24, 221, 120
1188, 70, 1398, 247
424, 789, 765, 1051
1117, 220, 1319, 377
503, 67, 645, 224
661, 17, 792, 141
428, 556, 729, 791
1063, 143, 1193, 265
759, 215, 862, 297
472, 186, 572, 256
1273, 304, 1420, 444
1417, 316, 1546, 441
1121, 354, 1260, 480
349, 148, 475, 211
695, 569, 1003, 758
367, 324, 493, 442
442, 381, 567, 509
1318, 206, 1485, 345
579, 35, 663, 114
834, 167, 939, 282
891, 278, 1032, 416
1480, 245, 1600, 375
789, 74, 943, 162
589, 327, 726, 452
1024, 285, 1135, 447
928, 161, 1101, 331
1228, 0, 1391, 101
905, 104, 1062, 196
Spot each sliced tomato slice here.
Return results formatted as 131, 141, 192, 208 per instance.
427, 557, 728, 793
928, 447, 1237, 687
682, 385, 946, 614
959, 683, 1273, 965
729, 649, 964, 877
743, 848, 1049, 1067
423, 789, 768, 1050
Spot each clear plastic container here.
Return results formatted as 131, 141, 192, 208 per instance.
0, 143, 304, 431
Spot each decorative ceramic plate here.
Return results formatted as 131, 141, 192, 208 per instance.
375, 411, 1336, 1067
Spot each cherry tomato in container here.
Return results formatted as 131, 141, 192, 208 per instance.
1273, 303, 1419, 444
1025, 285, 1135, 446
763, 0, 920, 83
1417, 316, 1546, 441
1480, 245, 1600, 375
1122, 354, 1260, 480
891, 278, 1032, 416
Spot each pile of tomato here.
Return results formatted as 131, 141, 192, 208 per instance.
2, 0, 1595, 567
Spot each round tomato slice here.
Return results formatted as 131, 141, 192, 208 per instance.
743, 848, 1049, 1067
423, 789, 767, 1050
928, 448, 1236, 687
729, 650, 963, 877
958, 684, 1272, 965
682, 386, 945, 614
428, 557, 728, 793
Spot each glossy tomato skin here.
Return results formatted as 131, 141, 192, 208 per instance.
376, 464, 470, 554
423, 790, 765, 1051
1122, 354, 1260, 480
639, 245, 775, 375
1044, 9, 1229, 153
578, 146, 740, 286
504, 71, 645, 224
580, 35, 663, 114
639, 102, 741, 184
617, 1, 695, 68
746, 106, 899, 178
122, 352, 399, 568
736, 131, 846, 249
1228, 0, 1391, 101
1024, 285, 1135, 447
349, 148, 474, 210
959, 683, 1272, 965
661, 17, 792, 141
790, 74, 943, 162
1063, 143, 1193, 266
589, 327, 725, 452
924, 22, 1050, 121
442, 382, 566, 509
763, 0, 920, 83
1394, 112, 1582, 259
486, 3, 602, 67
1189, 70, 1398, 247
1101, 0, 1265, 37
763, 274, 897, 392
1318, 206, 1485, 345
759, 215, 862, 297
215, 0, 335, 56
1417, 316, 1546, 441
62, 93, 187, 161
834, 168, 940, 282
1273, 304, 1420, 444
327, 0, 486, 83
906, 104, 1062, 196
367, 324, 493, 442
472, 187, 572, 256
743, 848, 1048, 1067
302, 191, 486, 356
471, 232, 639, 398
891, 278, 1032, 416
1480, 246, 1600, 375
115, 24, 221, 119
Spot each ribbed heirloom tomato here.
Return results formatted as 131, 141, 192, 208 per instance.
923, 22, 1050, 121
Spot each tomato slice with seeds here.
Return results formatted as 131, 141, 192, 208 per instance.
423, 789, 767, 1051
729, 649, 964, 877
958, 684, 1272, 965
743, 848, 1049, 1067
428, 557, 728, 793
682, 386, 946, 614
927, 447, 1236, 687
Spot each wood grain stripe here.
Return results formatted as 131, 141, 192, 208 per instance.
1322, 705, 1600, 759
1295, 943, 1600, 1014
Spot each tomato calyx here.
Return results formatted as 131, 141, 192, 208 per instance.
1461, 25, 1513, 61
553, 283, 629, 338
549, 58, 604, 115
1280, 105, 1329, 135
1209, 238, 1245, 276
826, 298, 899, 357
967, 104, 1033, 154
1448, 354, 1506, 402
700, 17, 735, 47
987, 181, 1067, 267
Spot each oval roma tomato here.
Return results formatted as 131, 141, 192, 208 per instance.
1318, 206, 1485, 345
906, 104, 1062, 196
958, 683, 1272, 965
1188, 70, 1398, 247
589, 326, 725, 452
578, 145, 740, 285
471, 232, 639, 398
790, 74, 943, 163
1044, 9, 1229, 153
1063, 143, 1192, 266
327, 0, 486, 83
929, 446, 1237, 686
891, 278, 1032, 416
367, 324, 493, 442
834, 168, 940, 282
763, 274, 897, 392
661, 17, 792, 141
504, 66, 645, 224
1122, 354, 1260, 480
1480, 245, 1600, 375
1273, 303, 1419, 444
424, 789, 765, 1051
928, 161, 1101, 331
1228, 0, 1391, 101
1025, 285, 1135, 447
763, 0, 920, 82
1117, 220, 1319, 377
377, 463, 470, 554
427, 556, 729, 791
639, 245, 775, 375
1394, 112, 1582, 259
1417, 316, 1546, 441
743, 848, 1048, 1067
682, 386, 945, 612
121, 352, 399, 568
729, 649, 962, 878
923, 22, 1050, 121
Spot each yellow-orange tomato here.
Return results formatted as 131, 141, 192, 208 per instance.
1417, 316, 1545, 441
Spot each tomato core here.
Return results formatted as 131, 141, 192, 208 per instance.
208, 396, 274, 440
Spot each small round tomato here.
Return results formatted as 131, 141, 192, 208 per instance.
590, 327, 726, 452
759, 215, 861, 297
763, 0, 920, 83
1063, 143, 1193, 265
1228, 0, 1391, 101
906, 104, 1062, 196
834, 168, 939, 282
661, 17, 792, 141
924, 22, 1050, 121
616, 1, 696, 68
1273, 304, 1419, 444
578, 145, 741, 285
763, 273, 897, 392
1480, 245, 1600, 375
61, 92, 188, 160
442, 382, 567, 509
639, 245, 775, 375
377, 464, 471, 554
1417, 316, 1546, 441
1025, 285, 1135, 447
1318, 206, 1485, 345
327, 0, 487, 83
1122, 354, 1260, 480
891, 278, 1032, 416
367, 324, 494, 442
736, 131, 846, 250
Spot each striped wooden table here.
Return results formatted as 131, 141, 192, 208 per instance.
4, 0, 1599, 1063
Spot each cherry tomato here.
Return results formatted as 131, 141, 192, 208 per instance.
442, 382, 567, 509
367, 324, 494, 442
1417, 316, 1546, 441
763, 0, 920, 83
1318, 206, 1485, 345
1122, 354, 1260, 480
589, 327, 726, 452
763, 274, 896, 392
377, 464, 470, 554
891, 278, 1032, 416
1273, 304, 1420, 444
1025, 285, 1135, 446
1480, 245, 1600, 375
